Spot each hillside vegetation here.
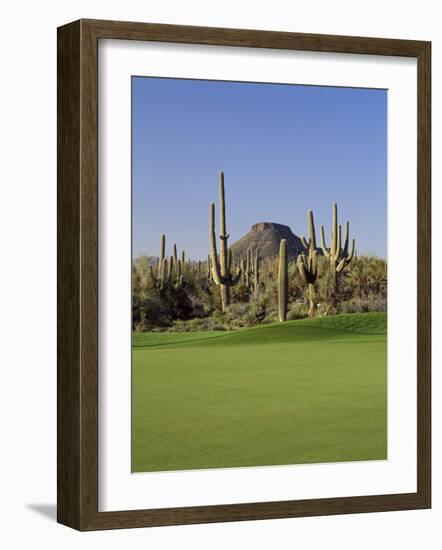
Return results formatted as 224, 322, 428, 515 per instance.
133, 174, 387, 331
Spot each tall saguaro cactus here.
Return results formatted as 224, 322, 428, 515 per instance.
298, 209, 319, 317
209, 172, 241, 311
157, 257, 170, 291
240, 256, 246, 285
246, 249, 251, 288
278, 239, 288, 322
242, 247, 260, 298
253, 248, 260, 299
300, 209, 317, 252
320, 202, 356, 303
157, 234, 166, 278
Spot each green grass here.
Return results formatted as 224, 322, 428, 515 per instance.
132, 312, 387, 472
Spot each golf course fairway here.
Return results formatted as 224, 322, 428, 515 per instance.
132, 312, 387, 472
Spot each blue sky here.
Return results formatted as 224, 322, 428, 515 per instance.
132, 77, 387, 260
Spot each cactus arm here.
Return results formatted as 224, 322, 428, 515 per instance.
336, 256, 346, 273
331, 202, 338, 256
308, 209, 317, 250
209, 202, 223, 285
337, 238, 356, 273
336, 241, 354, 271
308, 253, 314, 274
342, 221, 349, 257
230, 268, 242, 286
173, 243, 178, 265
347, 238, 356, 263
320, 225, 330, 257
297, 252, 317, 285
300, 235, 309, 249
333, 224, 342, 262
219, 172, 229, 240
168, 256, 174, 279
312, 252, 319, 279
297, 254, 308, 283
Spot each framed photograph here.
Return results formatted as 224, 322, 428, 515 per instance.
57, 19, 431, 530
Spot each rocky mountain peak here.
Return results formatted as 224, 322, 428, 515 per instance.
230, 222, 305, 260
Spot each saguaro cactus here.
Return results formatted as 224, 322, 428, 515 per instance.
246, 249, 252, 288
242, 248, 260, 298
240, 256, 246, 285
253, 248, 260, 299
158, 257, 170, 290
209, 171, 241, 311
180, 250, 186, 274
278, 239, 288, 322
157, 234, 166, 278
300, 209, 317, 252
175, 259, 184, 288
320, 202, 356, 302
150, 235, 187, 291
298, 210, 319, 317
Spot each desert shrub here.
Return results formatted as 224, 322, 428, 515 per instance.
286, 302, 308, 320
338, 300, 359, 314
243, 301, 266, 327
132, 252, 387, 331
133, 294, 173, 327
316, 302, 338, 317
231, 283, 251, 303
339, 294, 387, 314
366, 293, 387, 312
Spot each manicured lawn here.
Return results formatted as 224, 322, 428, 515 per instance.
132, 312, 387, 472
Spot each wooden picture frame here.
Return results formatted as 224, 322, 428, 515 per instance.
57, 18, 431, 530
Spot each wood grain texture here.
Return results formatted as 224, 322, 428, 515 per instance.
57, 20, 81, 529
57, 19, 431, 531
416, 42, 431, 506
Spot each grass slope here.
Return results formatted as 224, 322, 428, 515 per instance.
132, 312, 387, 472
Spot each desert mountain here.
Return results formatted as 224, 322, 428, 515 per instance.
230, 222, 306, 261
